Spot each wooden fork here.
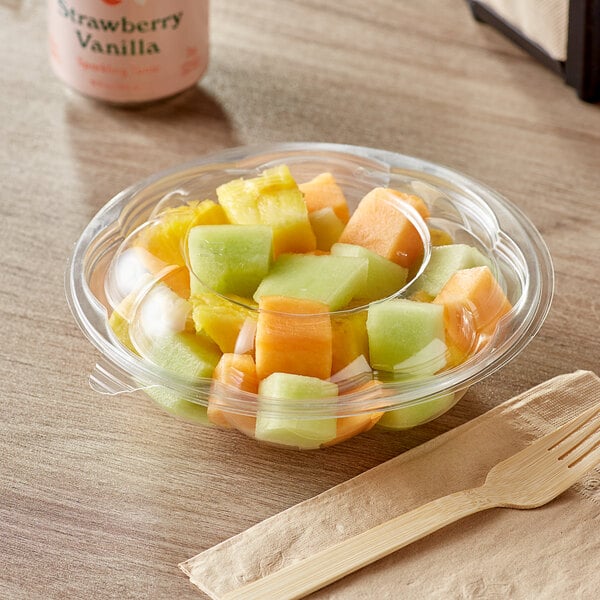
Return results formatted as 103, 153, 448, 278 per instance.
222, 403, 600, 600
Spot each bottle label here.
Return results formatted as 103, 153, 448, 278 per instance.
48, 0, 209, 103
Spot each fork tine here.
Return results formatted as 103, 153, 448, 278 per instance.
546, 405, 600, 453
565, 430, 600, 470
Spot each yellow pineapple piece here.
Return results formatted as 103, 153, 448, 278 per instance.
216, 165, 316, 257
109, 307, 137, 353
409, 289, 435, 303
331, 311, 369, 374
191, 292, 258, 353
135, 200, 228, 267
429, 228, 454, 247
309, 207, 345, 251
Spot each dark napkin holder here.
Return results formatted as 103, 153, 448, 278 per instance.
468, 0, 600, 102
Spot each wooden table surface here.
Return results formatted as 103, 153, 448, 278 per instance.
2, 1, 599, 598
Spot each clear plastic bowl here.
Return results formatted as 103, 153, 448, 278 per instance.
65, 143, 554, 449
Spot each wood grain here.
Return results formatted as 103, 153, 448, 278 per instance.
1, 1, 599, 598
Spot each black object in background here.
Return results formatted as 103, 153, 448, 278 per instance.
468, 0, 600, 103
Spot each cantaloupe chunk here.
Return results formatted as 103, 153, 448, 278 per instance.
112, 247, 190, 299
409, 244, 492, 300
216, 165, 316, 257
433, 266, 512, 363
299, 172, 350, 223
323, 381, 385, 446
338, 187, 430, 269
255, 295, 332, 380
208, 353, 258, 436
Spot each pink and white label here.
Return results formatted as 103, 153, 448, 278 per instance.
48, 0, 209, 103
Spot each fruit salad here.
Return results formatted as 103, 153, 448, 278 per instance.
106, 164, 512, 449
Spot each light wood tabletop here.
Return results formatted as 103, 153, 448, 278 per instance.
2, 1, 599, 598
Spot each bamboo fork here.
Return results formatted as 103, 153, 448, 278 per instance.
222, 403, 600, 600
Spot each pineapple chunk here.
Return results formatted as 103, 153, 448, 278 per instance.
135, 200, 228, 267
216, 165, 316, 257
191, 292, 257, 353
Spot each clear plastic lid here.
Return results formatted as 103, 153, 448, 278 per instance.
65, 143, 553, 431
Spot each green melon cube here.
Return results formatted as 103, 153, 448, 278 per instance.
142, 330, 221, 424
148, 331, 221, 379
378, 390, 456, 429
143, 386, 211, 425
367, 299, 446, 373
255, 373, 338, 449
187, 224, 273, 298
409, 244, 492, 299
331, 242, 408, 301
253, 253, 368, 311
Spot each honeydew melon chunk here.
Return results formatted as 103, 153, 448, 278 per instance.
409, 244, 492, 299
141, 331, 221, 424
367, 299, 446, 374
134, 199, 228, 268
144, 386, 211, 425
377, 390, 456, 429
253, 253, 368, 311
147, 331, 221, 380
331, 243, 408, 301
393, 338, 447, 376
255, 373, 338, 449
309, 207, 345, 251
216, 165, 316, 256
187, 224, 273, 298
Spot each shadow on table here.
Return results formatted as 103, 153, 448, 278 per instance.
61, 84, 240, 215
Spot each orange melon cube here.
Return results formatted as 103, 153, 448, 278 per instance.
208, 353, 258, 436
120, 247, 191, 299
433, 266, 512, 363
299, 172, 351, 223
338, 188, 430, 269
255, 295, 332, 380
323, 381, 386, 447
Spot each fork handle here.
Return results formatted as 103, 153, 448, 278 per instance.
222, 486, 495, 600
